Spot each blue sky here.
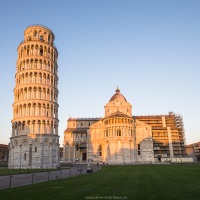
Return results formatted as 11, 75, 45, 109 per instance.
0, 0, 199, 146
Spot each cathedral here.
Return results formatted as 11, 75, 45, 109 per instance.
63, 88, 186, 164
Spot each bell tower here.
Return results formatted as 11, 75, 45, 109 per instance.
9, 25, 59, 168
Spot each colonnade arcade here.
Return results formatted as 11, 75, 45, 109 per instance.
18, 43, 58, 62
103, 126, 134, 137
104, 117, 134, 124
14, 86, 58, 103
17, 58, 58, 75
16, 71, 58, 88
103, 117, 135, 137
12, 119, 58, 136
13, 102, 58, 119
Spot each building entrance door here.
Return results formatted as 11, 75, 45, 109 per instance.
158, 155, 161, 162
82, 153, 87, 161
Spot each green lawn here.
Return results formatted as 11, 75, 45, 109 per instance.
0, 162, 8, 168
1, 165, 200, 200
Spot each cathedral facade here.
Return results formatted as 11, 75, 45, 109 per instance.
64, 88, 154, 164
9, 25, 59, 168
63, 88, 186, 164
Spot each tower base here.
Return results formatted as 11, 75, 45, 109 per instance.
8, 134, 59, 169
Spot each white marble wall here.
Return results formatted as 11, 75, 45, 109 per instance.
9, 134, 59, 169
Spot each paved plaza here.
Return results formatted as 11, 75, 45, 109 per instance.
0, 163, 100, 189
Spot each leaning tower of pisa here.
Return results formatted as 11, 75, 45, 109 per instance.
9, 25, 59, 168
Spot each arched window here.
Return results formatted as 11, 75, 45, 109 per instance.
40, 35, 44, 41
138, 144, 140, 155
48, 34, 50, 43
33, 88, 36, 98
117, 129, 121, 136
40, 48, 43, 56
106, 130, 108, 137
47, 49, 50, 58
22, 122, 25, 130
40, 74, 42, 83
38, 121, 41, 134
35, 147, 37, 152
24, 153, 26, 160
34, 30, 37, 37
40, 61, 42, 69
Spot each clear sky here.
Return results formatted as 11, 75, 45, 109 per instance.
0, 0, 199, 146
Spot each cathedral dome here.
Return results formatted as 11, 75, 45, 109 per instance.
109, 87, 127, 102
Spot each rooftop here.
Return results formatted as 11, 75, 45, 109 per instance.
109, 87, 127, 102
